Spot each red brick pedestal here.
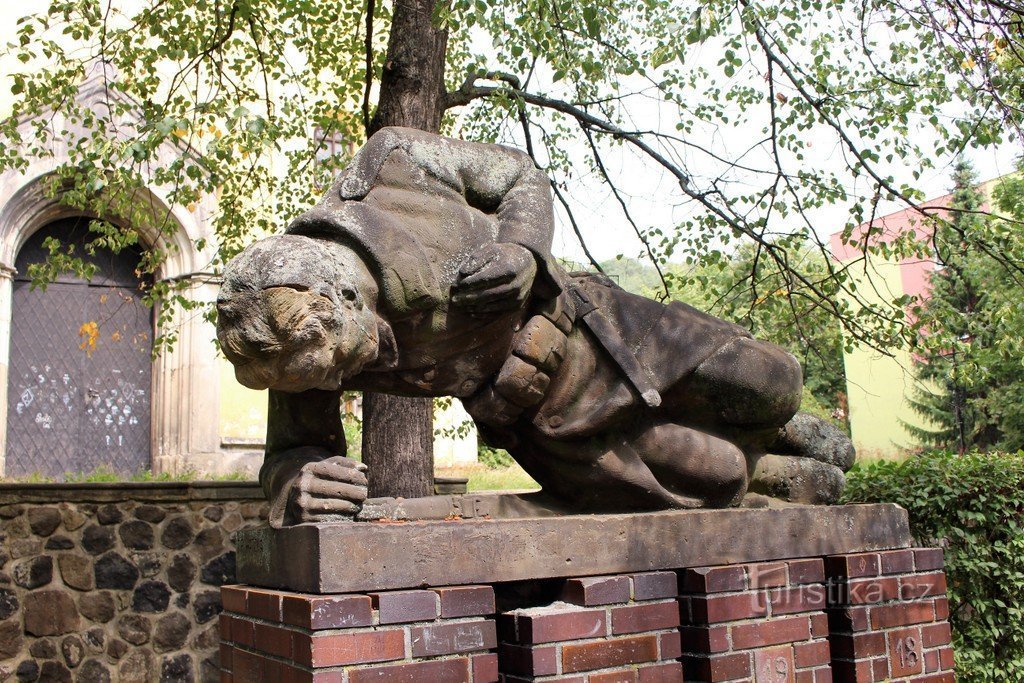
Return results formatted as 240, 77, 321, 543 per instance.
678, 559, 832, 682
498, 572, 683, 682
826, 549, 955, 683
219, 584, 499, 682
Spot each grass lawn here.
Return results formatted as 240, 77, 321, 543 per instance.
436, 463, 539, 492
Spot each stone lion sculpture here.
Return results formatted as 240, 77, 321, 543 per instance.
216, 127, 854, 527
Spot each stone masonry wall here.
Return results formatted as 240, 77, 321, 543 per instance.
0, 482, 267, 682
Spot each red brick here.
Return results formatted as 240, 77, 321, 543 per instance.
680, 625, 729, 654
347, 657, 471, 683
247, 589, 283, 621
515, 608, 607, 644
472, 652, 499, 683
219, 614, 232, 641
562, 576, 632, 606
219, 643, 233, 673
827, 553, 880, 579
938, 646, 954, 670
222, 586, 248, 614
924, 649, 940, 673
828, 606, 870, 632
814, 668, 833, 683
295, 629, 405, 668
771, 584, 827, 614
909, 675, 955, 683
731, 615, 810, 650
913, 548, 944, 572
220, 672, 232, 683
788, 559, 826, 585
631, 572, 678, 601
754, 646, 794, 681
681, 566, 747, 593
231, 649, 263, 681
409, 619, 496, 657
637, 662, 683, 683
497, 644, 558, 676
689, 592, 768, 624
831, 658, 876, 683
796, 671, 814, 683
841, 576, 901, 605
660, 630, 682, 659
370, 590, 439, 624
561, 634, 659, 673
748, 562, 789, 589
871, 656, 890, 681
231, 617, 255, 648
254, 622, 293, 659
878, 550, 916, 575
934, 597, 949, 620
433, 586, 496, 618
869, 601, 936, 629
794, 640, 831, 668
900, 573, 947, 600
921, 622, 952, 648
810, 613, 829, 638
829, 631, 885, 658
611, 601, 679, 635
589, 669, 637, 683
682, 653, 752, 681
283, 594, 373, 630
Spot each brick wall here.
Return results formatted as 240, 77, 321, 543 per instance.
220, 548, 956, 683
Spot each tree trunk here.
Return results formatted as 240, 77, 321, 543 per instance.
361, 0, 449, 499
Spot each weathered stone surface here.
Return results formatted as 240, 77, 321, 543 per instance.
132, 580, 171, 613
132, 553, 162, 578
116, 615, 150, 646
30, 638, 57, 659
23, 590, 79, 636
0, 589, 18, 620
78, 592, 115, 624
80, 526, 114, 556
13, 556, 52, 589
43, 536, 73, 550
26, 508, 62, 537
200, 553, 235, 586
238, 503, 912, 594
93, 553, 138, 590
38, 660, 71, 683
175, 593, 189, 609
105, 639, 128, 661
750, 454, 846, 505
221, 513, 243, 533
153, 613, 189, 653
118, 521, 154, 550
95, 505, 122, 525
167, 555, 195, 593
57, 555, 93, 591
0, 620, 22, 659
192, 591, 221, 625
60, 508, 86, 532
191, 623, 219, 651
0, 505, 23, 519
202, 506, 223, 523
76, 659, 110, 683
160, 518, 194, 550
193, 528, 223, 562
82, 627, 104, 653
60, 635, 83, 668
159, 654, 193, 683
118, 651, 153, 683
134, 505, 166, 524
15, 660, 38, 682
9, 538, 42, 559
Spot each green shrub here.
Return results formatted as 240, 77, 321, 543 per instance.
478, 444, 515, 469
843, 451, 1024, 681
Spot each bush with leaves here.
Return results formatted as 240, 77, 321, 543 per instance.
843, 451, 1024, 680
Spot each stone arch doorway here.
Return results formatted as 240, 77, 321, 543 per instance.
5, 217, 153, 478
